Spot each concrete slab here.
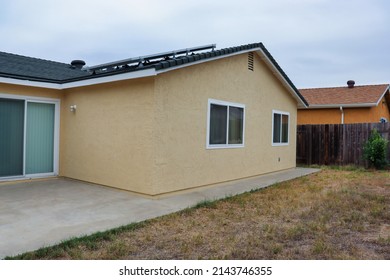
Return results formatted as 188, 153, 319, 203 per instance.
0, 167, 320, 259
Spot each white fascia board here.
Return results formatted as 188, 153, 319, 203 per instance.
375, 84, 390, 106
307, 103, 377, 109
61, 68, 156, 89
0, 76, 61, 89
255, 49, 308, 109
0, 68, 157, 90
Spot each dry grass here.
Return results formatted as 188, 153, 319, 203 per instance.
9, 168, 390, 260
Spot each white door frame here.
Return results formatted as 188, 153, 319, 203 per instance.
0, 93, 60, 181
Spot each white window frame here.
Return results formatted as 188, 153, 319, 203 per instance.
0, 93, 60, 181
206, 99, 245, 149
272, 110, 290, 146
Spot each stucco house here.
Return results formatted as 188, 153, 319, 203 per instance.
298, 81, 390, 125
0, 43, 307, 196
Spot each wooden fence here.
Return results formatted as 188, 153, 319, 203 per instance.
296, 123, 390, 166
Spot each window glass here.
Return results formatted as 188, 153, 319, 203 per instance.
209, 104, 227, 145
273, 111, 289, 145
281, 114, 289, 143
228, 106, 244, 144
273, 113, 281, 143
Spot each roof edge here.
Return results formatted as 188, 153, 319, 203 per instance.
256, 44, 308, 108
0, 76, 61, 89
375, 84, 390, 106
305, 103, 377, 109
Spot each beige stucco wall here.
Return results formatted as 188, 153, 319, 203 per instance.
0, 83, 62, 99
152, 53, 298, 195
60, 78, 155, 194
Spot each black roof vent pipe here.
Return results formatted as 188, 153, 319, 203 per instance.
347, 80, 355, 88
71, 60, 86, 69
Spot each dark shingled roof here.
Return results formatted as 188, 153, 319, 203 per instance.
0, 51, 90, 82
0, 43, 307, 106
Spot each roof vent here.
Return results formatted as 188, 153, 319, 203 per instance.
71, 60, 86, 69
347, 80, 355, 88
248, 52, 254, 71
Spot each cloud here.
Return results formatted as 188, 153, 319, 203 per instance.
1, 0, 389, 87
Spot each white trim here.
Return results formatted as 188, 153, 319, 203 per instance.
375, 84, 390, 106
0, 93, 60, 181
0, 68, 156, 90
61, 68, 156, 89
0, 93, 60, 102
255, 49, 308, 109
23, 101, 27, 176
308, 103, 377, 109
272, 110, 290, 146
0, 77, 61, 89
206, 98, 245, 149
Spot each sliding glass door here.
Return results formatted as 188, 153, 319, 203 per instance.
0, 97, 58, 179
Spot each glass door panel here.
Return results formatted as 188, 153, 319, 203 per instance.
0, 98, 25, 177
25, 102, 55, 175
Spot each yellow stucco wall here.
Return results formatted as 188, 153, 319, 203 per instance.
298, 96, 390, 125
152, 53, 298, 195
0, 83, 61, 99
60, 78, 155, 194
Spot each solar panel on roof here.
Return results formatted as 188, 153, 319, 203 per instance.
87, 44, 216, 73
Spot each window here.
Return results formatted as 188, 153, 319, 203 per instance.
207, 99, 245, 148
272, 110, 289, 145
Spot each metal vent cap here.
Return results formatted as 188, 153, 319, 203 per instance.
71, 60, 86, 69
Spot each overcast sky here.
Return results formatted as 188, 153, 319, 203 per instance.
1, 0, 389, 88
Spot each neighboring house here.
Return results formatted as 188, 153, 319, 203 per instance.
298, 81, 390, 125
0, 43, 307, 196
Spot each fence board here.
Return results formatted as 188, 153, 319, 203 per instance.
296, 123, 390, 166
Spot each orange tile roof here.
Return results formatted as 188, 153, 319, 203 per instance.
299, 84, 389, 107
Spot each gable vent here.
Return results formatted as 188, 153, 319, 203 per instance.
248, 52, 254, 71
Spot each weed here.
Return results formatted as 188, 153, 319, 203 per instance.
193, 199, 218, 209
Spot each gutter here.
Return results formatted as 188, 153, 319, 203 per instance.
0, 68, 157, 90
340, 106, 344, 124
307, 103, 377, 109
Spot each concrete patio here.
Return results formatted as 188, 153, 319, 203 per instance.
0, 167, 320, 259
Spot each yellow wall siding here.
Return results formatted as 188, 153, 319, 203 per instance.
298, 108, 342, 124
0, 83, 62, 99
60, 78, 155, 194
152, 53, 298, 195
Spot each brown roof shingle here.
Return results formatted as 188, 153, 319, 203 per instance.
299, 84, 389, 107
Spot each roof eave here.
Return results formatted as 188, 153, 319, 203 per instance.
305, 103, 377, 109
255, 46, 308, 108
0, 76, 61, 90
0, 68, 157, 89
375, 84, 390, 106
